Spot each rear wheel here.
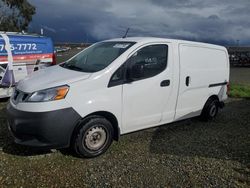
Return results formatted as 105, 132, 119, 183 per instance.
201, 98, 219, 121
73, 116, 114, 158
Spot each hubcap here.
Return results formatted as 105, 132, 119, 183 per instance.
209, 104, 217, 117
84, 126, 107, 151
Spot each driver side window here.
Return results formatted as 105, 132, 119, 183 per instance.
128, 44, 168, 80
108, 44, 168, 88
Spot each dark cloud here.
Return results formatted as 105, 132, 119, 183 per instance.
29, 0, 250, 45
150, 0, 206, 8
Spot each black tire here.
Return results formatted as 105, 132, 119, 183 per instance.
73, 116, 114, 158
201, 98, 219, 121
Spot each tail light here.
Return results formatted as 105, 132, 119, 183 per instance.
51, 53, 56, 65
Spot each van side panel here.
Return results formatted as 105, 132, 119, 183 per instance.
66, 77, 123, 133
175, 44, 229, 121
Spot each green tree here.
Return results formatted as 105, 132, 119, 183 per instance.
0, 0, 35, 31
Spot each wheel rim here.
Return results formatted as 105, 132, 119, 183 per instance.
209, 104, 217, 117
84, 126, 107, 151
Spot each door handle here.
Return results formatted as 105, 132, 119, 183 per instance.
160, 80, 170, 87
186, 76, 190, 86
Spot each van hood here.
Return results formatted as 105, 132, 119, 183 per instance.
17, 65, 91, 93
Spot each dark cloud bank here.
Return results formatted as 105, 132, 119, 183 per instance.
29, 0, 250, 46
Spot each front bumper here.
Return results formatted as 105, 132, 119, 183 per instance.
6, 102, 81, 148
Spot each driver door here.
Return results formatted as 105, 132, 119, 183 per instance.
122, 43, 174, 133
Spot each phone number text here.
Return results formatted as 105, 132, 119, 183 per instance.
0, 43, 37, 51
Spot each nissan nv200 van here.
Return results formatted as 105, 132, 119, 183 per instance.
7, 37, 229, 158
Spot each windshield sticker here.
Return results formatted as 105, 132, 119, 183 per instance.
113, 43, 130, 49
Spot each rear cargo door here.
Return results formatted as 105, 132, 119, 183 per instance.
175, 44, 228, 120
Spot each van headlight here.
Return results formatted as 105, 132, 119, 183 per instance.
27, 86, 69, 102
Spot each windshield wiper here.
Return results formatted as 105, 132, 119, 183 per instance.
62, 64, 83, 71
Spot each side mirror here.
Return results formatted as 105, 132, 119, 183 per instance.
126, 62, 144, 82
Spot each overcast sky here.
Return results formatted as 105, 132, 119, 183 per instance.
29, 0, 250, 46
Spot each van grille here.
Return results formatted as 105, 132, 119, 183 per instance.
12, 89, 29, 104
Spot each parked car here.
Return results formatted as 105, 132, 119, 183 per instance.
7, 37, 230, 158
0, 32, 55, 98
54, 46, 71, 53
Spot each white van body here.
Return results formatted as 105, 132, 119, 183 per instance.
7, 37, 229, 157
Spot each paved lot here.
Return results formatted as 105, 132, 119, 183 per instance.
0, 99, 249, 187
230, 67, 250, 85
56, 48, 82, 64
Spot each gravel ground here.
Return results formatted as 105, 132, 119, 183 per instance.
0, 99, 249, 187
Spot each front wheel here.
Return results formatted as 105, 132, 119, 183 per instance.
73, 116, 114, 158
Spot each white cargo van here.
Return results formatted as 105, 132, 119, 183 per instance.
7, 37, 229, 158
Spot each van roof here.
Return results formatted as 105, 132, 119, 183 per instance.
105, 37, 226, 50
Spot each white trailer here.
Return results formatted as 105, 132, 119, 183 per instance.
0, 32, 55, 98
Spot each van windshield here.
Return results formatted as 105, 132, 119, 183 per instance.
61, 42, 135, 73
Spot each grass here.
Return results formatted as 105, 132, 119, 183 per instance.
229, 84, 250, 98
